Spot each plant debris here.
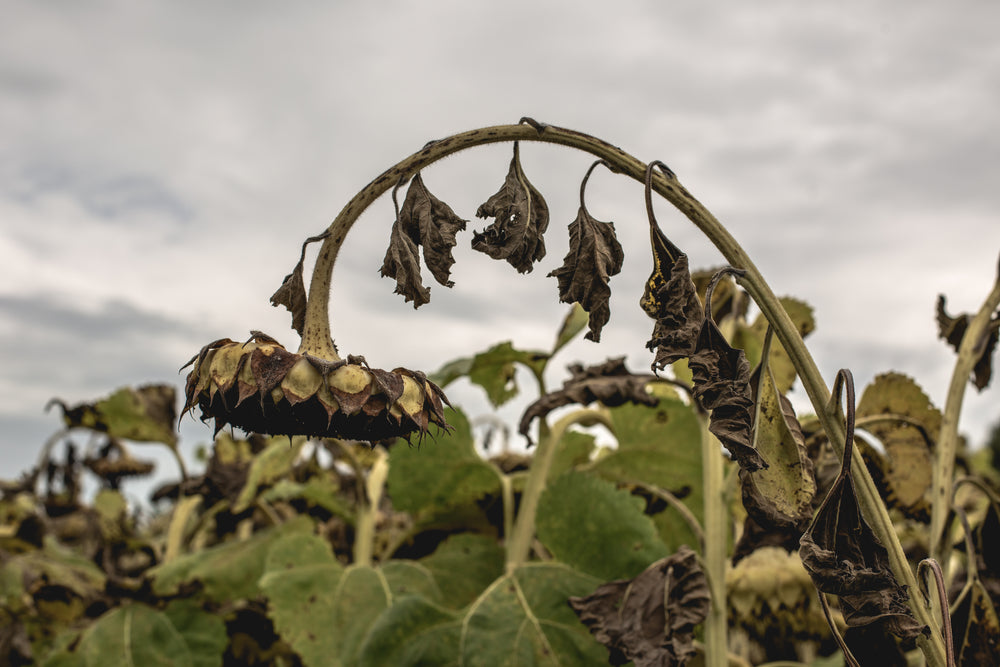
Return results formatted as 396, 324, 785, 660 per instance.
569, 545, 710, 667
472, 141, 549, 273
548, 161, 624, 342
380, 173, 467, 308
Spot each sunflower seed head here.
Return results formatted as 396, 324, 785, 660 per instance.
182, 335, 451, 442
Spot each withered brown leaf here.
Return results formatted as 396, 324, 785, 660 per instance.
548, 161, 624, 342
518, 357, 657, 445
569, 545, 710, 667
936, 294, 1000, 391
472, 141, 549, 273
639, 162, 703, 370
380, 173, 467, 308
688, 268, 766, 472
270, 232, 329, 335
798, 369, 927, 641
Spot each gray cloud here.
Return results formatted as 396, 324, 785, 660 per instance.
2, 1, 999, 487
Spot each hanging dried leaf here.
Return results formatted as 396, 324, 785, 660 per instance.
518, 357, 657, 445
741, 327, 815, 532
640, 162, 703, 370
568, 545, 710, 667
951, 576, 1000, 666
798, 370, 927, 641
549, 161, 624, 342
380, 173, 467, 308
472, 141, 549, 273
270, 231, 329, 335
936, 294, 1000, 391
688, 269, 765, 472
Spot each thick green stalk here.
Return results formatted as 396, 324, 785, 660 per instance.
505, 408, 610, 568
701, 416, 728, 667
354, 447, 388, 567
298, 121, 946, 665
930, 267, 1000, 568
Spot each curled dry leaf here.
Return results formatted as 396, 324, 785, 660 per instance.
741, 328, 816, 533
798, 370, 927, 641
639, 162, 702, 370
472, 141, 549, 273
181, 333, 450, 442
518, 357, 657, 445
568, 545, 710, 667
548, 161, 624, 342
270, 232, 329, 335
688, 269, 766, 472
380, 173, 467, 308
936, 294, 1000, 391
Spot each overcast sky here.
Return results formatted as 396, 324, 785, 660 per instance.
3, 2, 999, 490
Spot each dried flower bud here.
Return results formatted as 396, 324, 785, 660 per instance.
181, 334, 451, 442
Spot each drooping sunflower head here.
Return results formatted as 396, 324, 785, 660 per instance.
181, 332, 450, 443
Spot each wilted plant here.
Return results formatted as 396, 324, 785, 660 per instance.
4, 118, 1000, 666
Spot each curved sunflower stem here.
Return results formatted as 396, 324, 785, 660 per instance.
930, 264, 1000, 571
299, 120, 947, 666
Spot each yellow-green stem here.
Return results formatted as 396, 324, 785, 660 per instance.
299, 121, 946, 665
354, 447, 389, 567
505, 408, 610, 569
930, 270, 1000, 569
701, 415, 729, 667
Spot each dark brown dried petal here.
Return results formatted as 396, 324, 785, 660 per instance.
472, 142, 548, 273
569, 545, 710, 667
518, 357, 657, 444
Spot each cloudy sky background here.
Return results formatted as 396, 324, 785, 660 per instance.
3, 2, 999, 493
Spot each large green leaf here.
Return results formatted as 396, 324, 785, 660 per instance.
418, 532, 505, 609
430, 341, 548, 407
588, 397, 703, 551
150, 516, 313, 601
359, 563, 607, 666
387, 408, 501, 520
536, 472, 668, 581
259, 533, 440, 667
41, 601, 227, 667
